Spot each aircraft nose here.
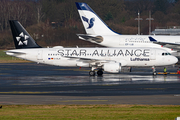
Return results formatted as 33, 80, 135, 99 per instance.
171, 56, 178, 64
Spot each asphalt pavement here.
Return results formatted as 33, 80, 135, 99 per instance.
0, 63, 180, 105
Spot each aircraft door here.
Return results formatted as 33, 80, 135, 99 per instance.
37, 50, 43, 60
150, 49, 156, 60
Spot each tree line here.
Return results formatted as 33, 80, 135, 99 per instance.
0, 0, 180, 48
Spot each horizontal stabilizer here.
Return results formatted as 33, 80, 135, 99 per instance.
77, 34, 103, 43
6, 51, 26, 56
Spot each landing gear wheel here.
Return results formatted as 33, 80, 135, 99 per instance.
97, 70, 103, 76
153, 72, 157, 76
89, 71, 95, 76
152, 66, 156, 76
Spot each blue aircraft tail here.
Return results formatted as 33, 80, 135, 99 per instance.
75, 2, 120, 35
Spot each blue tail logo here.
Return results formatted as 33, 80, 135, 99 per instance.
82, 16, 95, 29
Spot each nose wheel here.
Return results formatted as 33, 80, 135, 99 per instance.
153, 72, 157, 75
152, 66, 157, 76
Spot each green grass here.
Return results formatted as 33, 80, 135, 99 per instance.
0, 105, 180, 120
0, 50, 30, 63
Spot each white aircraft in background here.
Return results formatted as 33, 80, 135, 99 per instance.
75, 2, 180, 56
6, 20, 177, 76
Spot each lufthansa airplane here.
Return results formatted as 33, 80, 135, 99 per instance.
6, 20, 178, 76
75, 2, 180, 56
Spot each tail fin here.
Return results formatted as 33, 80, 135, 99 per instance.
75, 2, 120, 35
9, 20, 41, 49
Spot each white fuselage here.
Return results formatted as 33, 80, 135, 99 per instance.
6, 47, 178, 67
96, 35, 180, 53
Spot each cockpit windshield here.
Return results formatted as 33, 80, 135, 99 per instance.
162, 53, 171, 56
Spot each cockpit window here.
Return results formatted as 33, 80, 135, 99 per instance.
162, 53, 171, 56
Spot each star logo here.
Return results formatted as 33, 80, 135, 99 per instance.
16, 32, 29, 46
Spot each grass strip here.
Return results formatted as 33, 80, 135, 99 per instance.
0, 105, 180, 120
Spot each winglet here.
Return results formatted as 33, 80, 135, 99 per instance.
149, 37, 157, 42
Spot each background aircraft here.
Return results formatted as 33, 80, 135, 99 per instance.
6, 20, 178, 76
76, 2, 180, 57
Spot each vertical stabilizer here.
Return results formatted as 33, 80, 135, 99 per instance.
75, 2, 120, 35
9, 20, 41, 49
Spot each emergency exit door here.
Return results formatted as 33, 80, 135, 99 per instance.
37, 50, 43, 60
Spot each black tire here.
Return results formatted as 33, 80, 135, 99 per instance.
153, 72, 157, 76
89, 71, 95, 76
97, 70, 103, 76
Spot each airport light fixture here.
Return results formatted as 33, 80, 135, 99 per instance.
146, 11, 154, 35
135, 11, 143, 35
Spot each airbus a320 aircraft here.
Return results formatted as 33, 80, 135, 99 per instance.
75, 2, 180, 56
6, 20, 178, 76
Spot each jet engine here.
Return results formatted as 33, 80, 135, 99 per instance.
103, 63, 121, 73
76, 62, 90, 67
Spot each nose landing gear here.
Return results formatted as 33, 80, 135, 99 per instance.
152, 66, 157, 75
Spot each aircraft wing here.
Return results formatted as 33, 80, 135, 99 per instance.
77, 34, 103, 43
149, 37, 180, 51
64, 56, 116, 65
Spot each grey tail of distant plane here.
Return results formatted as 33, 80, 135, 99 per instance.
9, 20, 41, 49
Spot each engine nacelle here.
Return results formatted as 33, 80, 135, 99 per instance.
76, 62, 90, 67
103, 63, 121, 73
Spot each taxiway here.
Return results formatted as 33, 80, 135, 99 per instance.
0, 63, 180, 105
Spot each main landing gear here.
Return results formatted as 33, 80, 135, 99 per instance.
97, 69, 103, 76
89, 70, 95, 76
89, 69, 103, 76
